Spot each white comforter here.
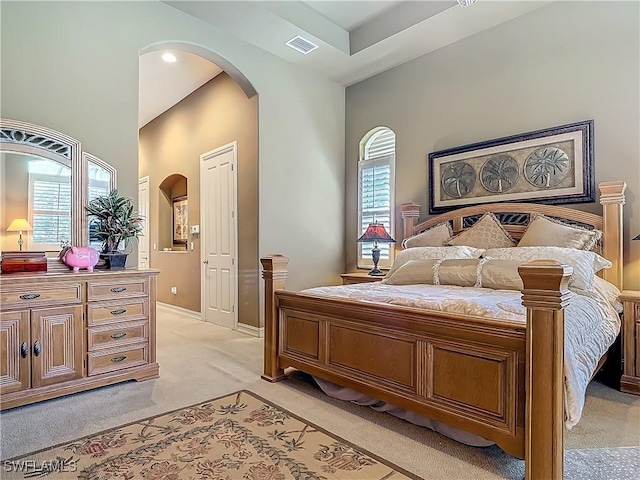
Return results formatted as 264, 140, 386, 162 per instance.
301, 282, 620, 429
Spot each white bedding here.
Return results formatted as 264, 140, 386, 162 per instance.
301, 282, 620, 429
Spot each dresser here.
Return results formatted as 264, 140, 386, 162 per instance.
620, 290, 640, 395
0, 268, 159, 410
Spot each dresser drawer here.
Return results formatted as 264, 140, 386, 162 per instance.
87, 278, 148, 301
87, 299, 147, 326
87, 343, 148, 376
88, 320, 149, 351
0, 282, 82, 310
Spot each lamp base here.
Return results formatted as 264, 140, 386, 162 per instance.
368, 267, 386, 276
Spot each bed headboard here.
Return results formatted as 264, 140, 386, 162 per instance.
401, 181, 626, 289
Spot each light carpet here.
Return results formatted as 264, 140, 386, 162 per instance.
2, 390, 417, 479
1, 307, 638, 479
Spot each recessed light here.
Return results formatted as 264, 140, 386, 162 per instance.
162, 52, 177, 63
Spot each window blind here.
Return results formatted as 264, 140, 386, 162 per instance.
30, 173, 71, 248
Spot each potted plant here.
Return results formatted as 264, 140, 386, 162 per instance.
86, 189, 144, 269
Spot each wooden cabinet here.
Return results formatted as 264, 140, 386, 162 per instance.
620, 290, 640, 395
0, 269, 159, 409
341, 272, 386, 285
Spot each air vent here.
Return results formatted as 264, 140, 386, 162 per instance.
285, 36, 318, 55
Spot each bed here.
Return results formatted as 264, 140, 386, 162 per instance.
260, 180, 626, 480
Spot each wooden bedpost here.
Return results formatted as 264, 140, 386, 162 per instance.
598, 181, 626, 290
519, 260, 572, 480
401, 202, 420, 242
260, 254, 289, 382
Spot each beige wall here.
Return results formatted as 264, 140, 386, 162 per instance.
0, 154, 29, 251
140, 73, 259, 327
1, 1, 345, 323
345, 1, 640, 289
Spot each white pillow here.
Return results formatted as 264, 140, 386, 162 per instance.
386, 246, 485, 278
591, 276, 623, 313
483, 247, 612, 292
518, 214, 602, 250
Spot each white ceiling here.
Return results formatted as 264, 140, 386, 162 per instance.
141, 1, 555, 126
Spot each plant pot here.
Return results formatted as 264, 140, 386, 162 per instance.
99, 252, 128, 270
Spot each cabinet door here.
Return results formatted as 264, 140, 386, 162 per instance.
31, 305, 84, 387
0, 311, 31, 394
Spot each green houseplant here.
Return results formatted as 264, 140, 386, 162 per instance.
86, 189, 144, 269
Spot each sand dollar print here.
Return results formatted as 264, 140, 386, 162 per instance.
441, 161, 476, 198
480, 155, 519, 193
524, 147, 571, 188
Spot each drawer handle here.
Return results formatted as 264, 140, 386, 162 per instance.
33, 340, 41, 357
110, 309, 127, 316
110, 332, 127, 339
110, 287, 127, 293
21, 342, 29, 358
19, 293, 41, 300
111, 355, 127, 363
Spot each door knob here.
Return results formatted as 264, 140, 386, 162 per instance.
203, 259, 209, 264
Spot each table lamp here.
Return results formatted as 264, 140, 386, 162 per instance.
357, 222, 395, 276
7, 218, 33, 251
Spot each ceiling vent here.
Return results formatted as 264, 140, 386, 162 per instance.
285, 36, 318, 55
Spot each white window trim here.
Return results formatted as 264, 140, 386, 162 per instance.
28, 172, 72, 251
357, 130, 396, 270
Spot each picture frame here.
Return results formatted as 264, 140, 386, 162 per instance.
172, 196, 188, 245
428, 120, 594, 214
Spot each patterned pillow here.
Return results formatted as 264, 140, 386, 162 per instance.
402, 222, 452, 248
483, 246, 612, 291
518, 214, 602, 250
447, 213, 516, 249
385, 246, 485, 278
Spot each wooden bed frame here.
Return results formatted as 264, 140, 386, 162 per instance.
261, 181, 626, 480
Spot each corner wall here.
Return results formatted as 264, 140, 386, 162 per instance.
345, 1, 640, 289
1, 1, 346, 320
139, 73, 259, 326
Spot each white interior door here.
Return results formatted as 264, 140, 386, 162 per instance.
138, 176, 150, 268
200, 142, 237, 329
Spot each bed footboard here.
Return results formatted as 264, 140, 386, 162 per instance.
261, 256, 571, 480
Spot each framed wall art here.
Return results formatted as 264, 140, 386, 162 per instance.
428, 120, 594, 214
172, 195, 188, 245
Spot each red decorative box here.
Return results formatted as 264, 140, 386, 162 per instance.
1, 252, 48, 273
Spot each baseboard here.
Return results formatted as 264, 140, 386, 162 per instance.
237, 323, 264, 338
157, 302, 201, 321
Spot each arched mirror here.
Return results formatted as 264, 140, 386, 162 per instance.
0, 118, 117, 256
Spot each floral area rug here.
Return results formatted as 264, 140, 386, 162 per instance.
3, 390, 417, 479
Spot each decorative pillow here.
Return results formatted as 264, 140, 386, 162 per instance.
383, 259, 439, 285
402, 222, 453, 249
436, 259, 483, 287
480, 259, 526, 291
518, 214, 602, 250
385, 246, 485, 278
447, 213, 516, 249
592, 276, 623, 313
483, 247, 612, 291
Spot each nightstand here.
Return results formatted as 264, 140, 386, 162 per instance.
340, 272, 385, 285
620, 290, 640, 395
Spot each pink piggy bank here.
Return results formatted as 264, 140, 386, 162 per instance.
61, 246, 99, 272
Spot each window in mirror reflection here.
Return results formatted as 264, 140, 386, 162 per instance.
28, 159, 71, 250
87, 163, 112, 250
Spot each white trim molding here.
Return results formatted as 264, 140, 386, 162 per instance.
236, 323, 264, 338
157, 302, 201, 321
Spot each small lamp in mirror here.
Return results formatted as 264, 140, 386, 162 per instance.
357, 222, 395, 276
7, 218, 32, 251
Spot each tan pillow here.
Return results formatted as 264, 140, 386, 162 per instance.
402, 222, 452, 248
383, 259, 438, 285
480, 259, 526, 290
447, 213, 516, 249
518, 214, 602, 250
385, 246, 485, 278
437, 259, 481, 287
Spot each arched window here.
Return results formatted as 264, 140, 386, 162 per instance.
358, 127, 396, 269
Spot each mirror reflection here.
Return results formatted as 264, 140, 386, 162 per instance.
1, 153, 72, 252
